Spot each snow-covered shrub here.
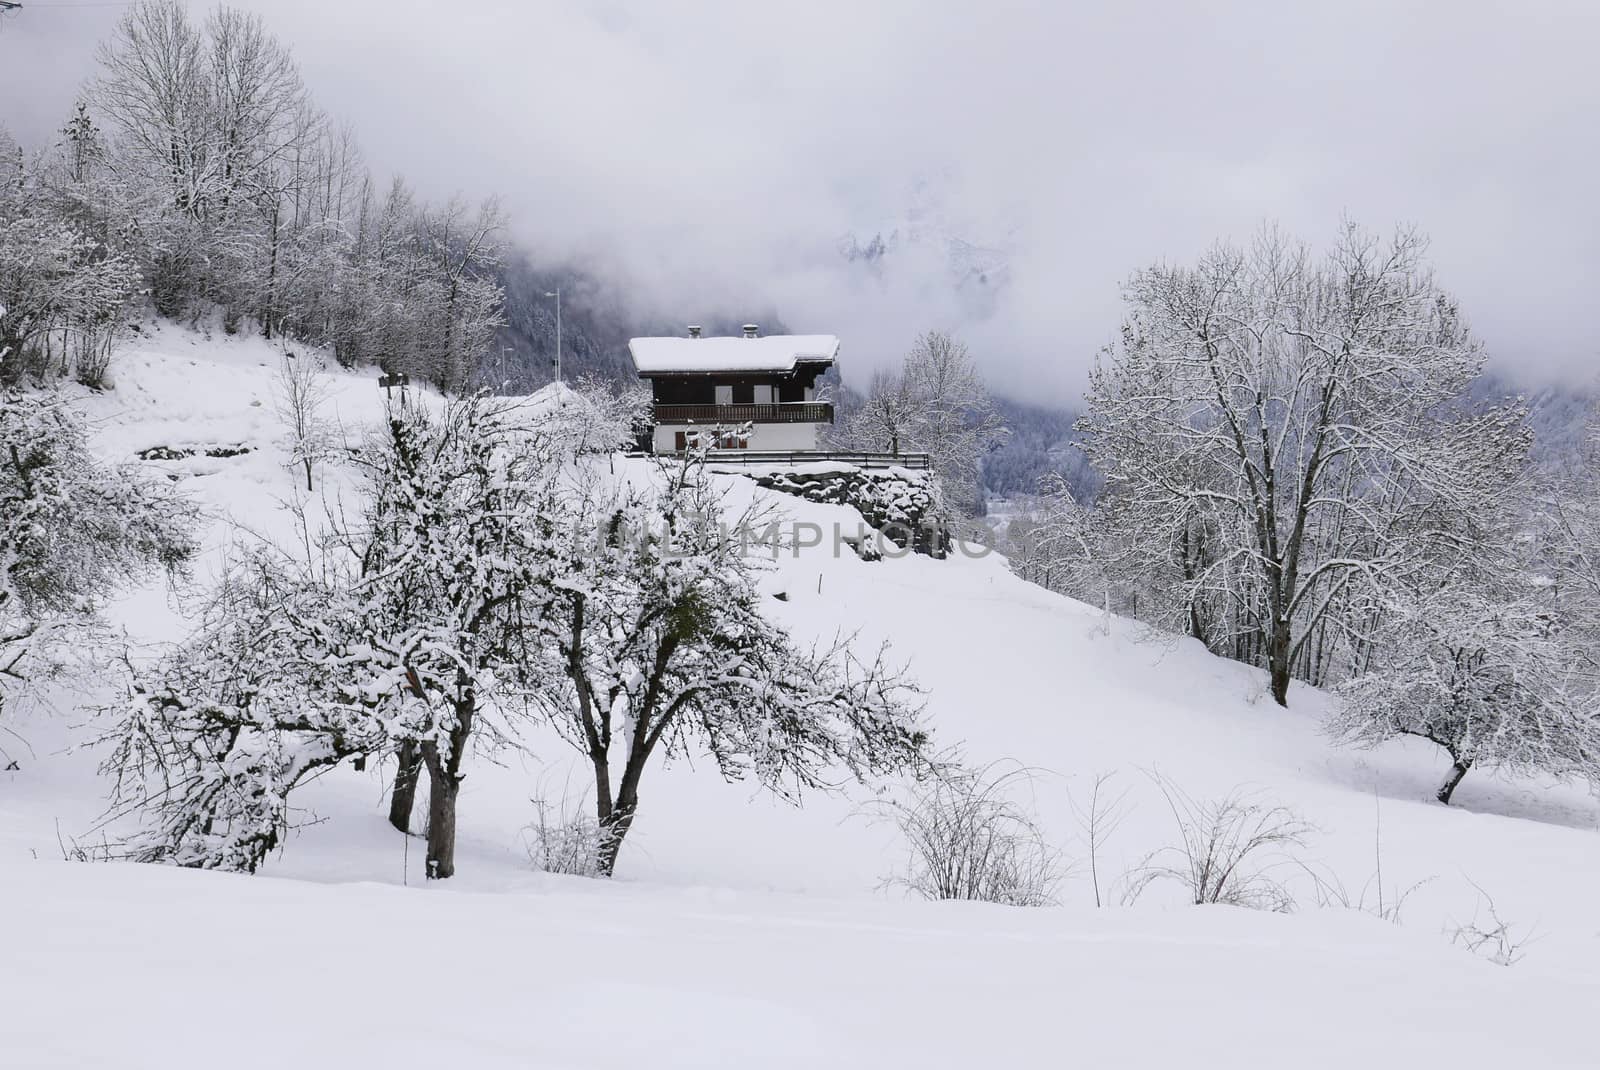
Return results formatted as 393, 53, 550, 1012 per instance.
0, 210, 141, 386
881, 762, 1063, 907
1125, 777, 1311, 912
1448, 884, 1537, 967
1, 389, 194, 724
546, 374, 650, 459
525, 795, 614, 878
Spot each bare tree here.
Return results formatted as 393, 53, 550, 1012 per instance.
538, 456, 931, 876
901, 330, 1005, 513
417, 195, 507, 391
101, 396, 566, 879
272, 348, 330, 491
838, 367, 918, 456
1330, 575, 1599, 804
1079, 222, 1527, 705
91, 0, 212, 222
835, 331, 1005, 515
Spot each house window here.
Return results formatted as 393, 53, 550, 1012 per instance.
714, 384, 733, 406
753, 384, 774, 404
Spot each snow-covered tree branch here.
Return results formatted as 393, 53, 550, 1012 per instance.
1, 389, 195, 725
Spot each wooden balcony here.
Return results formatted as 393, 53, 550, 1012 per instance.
653, 402, 834, 425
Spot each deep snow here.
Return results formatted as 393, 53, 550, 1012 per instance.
3, 320, 1599, 1067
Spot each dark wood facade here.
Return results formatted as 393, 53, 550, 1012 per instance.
648, 364, 828, 406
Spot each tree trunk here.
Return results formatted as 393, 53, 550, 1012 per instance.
421, 690, 475, 880
1436, 759, 1471, 805
423, 751, 459, 879
1267, 616, 1292, 707
388, 741, 423, 833
596, 801, 636, 878
599, 742, 656, 877
588, 751, 634, 878
263, 201, 280, 341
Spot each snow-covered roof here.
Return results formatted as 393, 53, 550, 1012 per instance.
628, 334, 839, 376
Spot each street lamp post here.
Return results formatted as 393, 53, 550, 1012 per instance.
544, 288, 561, 384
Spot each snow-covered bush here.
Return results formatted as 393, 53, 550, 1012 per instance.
881, 762, 1063, 907
525, 794, 614, 878
546, 374, 650, 459
0, 194, 141, 386
1125, 778, 1311, 912
1, 389, 194, 724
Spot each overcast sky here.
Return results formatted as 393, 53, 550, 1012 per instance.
4, 0, 1598, 402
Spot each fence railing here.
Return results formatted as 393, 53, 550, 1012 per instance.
694, 449, 932, 470
653, 402, 835, 425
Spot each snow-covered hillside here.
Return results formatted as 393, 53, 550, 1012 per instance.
4, 323, 1599, 1067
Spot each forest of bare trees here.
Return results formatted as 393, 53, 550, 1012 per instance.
1, 0, 504, 392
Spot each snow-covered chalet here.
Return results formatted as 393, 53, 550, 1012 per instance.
628, 325, 836, 453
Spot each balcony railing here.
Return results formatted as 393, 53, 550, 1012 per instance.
653, 402, 834, 425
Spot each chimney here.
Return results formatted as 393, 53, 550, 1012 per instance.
742, 323, 760, 338
686, 325, 702, 338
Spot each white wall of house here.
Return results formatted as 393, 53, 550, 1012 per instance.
750, 422, 820, 450
653, 422, 822, 453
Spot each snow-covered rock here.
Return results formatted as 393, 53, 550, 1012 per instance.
749, 464, 950, 557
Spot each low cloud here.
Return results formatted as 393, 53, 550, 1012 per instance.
6, 0, 1598, 403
